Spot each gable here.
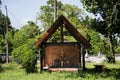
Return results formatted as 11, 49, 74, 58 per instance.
35, 15, 90, 48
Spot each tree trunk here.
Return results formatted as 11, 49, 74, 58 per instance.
109, 33, 115, 63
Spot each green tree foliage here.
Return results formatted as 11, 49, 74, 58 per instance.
0, 12, 6, 36
12, 21, 40, 73
115, 39, 120, 54
89, 31, 104, 54
36, 0, 63, 31
0, 37, 5, 53
37, 0, 85, 42
0, 6, 14, 53
13, 21, 40, 48
82, 0, 120, 63
59, 4, 84, 29
81, 16, 106, 54
116, 47, 120, 54
12, 39, 38, 73
7, 29, 15, 52
0, 11, 12, 35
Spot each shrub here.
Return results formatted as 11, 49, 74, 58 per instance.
12, 39, 39, 73
23, 57, 37, 73
106, 55, 115, 63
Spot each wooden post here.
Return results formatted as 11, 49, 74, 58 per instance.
40, 49, 43, 72
5, 5, 9, 63
78, 43, 81, 73
83, 49, 85, 71
61, 24, 64, 42
80, 44, 83, 70
81, 43, 85, 71
78, 43, 81, 68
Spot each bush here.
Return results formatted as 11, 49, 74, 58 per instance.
106, 54, 115, 63
12, 40, 38, 73
23, 58, 37, 73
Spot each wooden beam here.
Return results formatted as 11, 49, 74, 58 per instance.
61, 24, 64, 42
44, 42, 81, 46
79, 44, 81, 68
83, 49, 85, 71
40, 49, 43, 72
78, 43, 81, 73
81, 44, 85, 71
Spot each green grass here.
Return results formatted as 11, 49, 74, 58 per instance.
0, 62, 120, 80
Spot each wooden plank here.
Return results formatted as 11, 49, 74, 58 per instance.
48, 68, 81, 72
44, 42, 81, 46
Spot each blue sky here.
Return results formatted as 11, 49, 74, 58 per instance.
1, 0, 90, 29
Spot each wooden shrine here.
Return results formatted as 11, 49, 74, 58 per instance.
35, 15, 90, 72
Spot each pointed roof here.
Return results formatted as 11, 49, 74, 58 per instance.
35, 15, 90, 48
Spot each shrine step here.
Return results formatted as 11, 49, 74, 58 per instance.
48, 68, 82, 72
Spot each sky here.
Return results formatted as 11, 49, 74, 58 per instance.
1, 0, 91, 29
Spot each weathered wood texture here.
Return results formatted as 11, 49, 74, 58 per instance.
43, 44, 80, 68
48, 68, 81, 72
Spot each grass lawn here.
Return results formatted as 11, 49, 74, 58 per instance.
0, 62, 120, 80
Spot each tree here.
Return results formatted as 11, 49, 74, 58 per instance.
82, 0, 120, 63
89, 30, 104, 54
13, 21, 40, 48
81, 16, 107, 55
12, 21, 41, 73
59, 4, 84, 29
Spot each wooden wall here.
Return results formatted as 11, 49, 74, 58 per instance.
43, 44, 80, 68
